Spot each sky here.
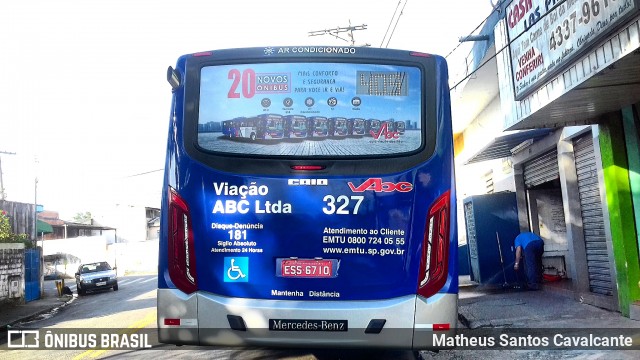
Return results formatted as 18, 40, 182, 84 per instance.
0, 0, 493, 220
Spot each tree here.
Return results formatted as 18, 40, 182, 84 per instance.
0, 210, 31, 247
0, 210, 12, 242
73, 211, 92, 225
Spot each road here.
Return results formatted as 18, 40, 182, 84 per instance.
2, 275, 157, 360
1, 275, 420, 360
2, 276, 637, 359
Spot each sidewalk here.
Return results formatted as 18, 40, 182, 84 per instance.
458, 276, 640, 329
0, 290, 73, 330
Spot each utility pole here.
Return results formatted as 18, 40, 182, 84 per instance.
309, 21, 369, 47
33, 156, 38, 243
0, 150, 16, 200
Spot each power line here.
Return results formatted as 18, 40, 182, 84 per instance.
123, 169, 163, 178
309, 21, 368, 46
384, 0, 409, 48
445, 0, 505, 59
380, 0, 402, 47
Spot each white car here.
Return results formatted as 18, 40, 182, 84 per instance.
75, 261, 118, 295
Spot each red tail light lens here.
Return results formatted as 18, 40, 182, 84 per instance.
290, 165, 325, 171
168, 187, 197, 294
192, 51, 213, 57
417, 190, 451, 298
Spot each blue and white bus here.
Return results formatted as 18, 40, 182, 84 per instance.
396, 120, 407, 134
284, 115, 309, 139
222, 114, 285, 141
159, 46, 458, 350
308, 116, 330, 138
348, 118, 366, 136
329, 117, 349, 137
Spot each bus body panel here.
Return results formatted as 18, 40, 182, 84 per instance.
157, 289, 456, 349
413, 293, 458, 348
159, 47, 457, 349
159, 144, 457, 300
157, 288, 199, 345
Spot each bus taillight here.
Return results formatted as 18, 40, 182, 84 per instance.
192, 51, 213, 57
290, 165, 325, 171
168, 187, 198, 294
417, 190, 450, 298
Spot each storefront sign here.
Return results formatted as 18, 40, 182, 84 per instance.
507, 0, 639, 100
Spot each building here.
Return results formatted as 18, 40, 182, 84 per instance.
38, 210, 114, 240
452, 0, 640, 318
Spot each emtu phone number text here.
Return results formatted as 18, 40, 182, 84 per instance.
322, 227, 406, 257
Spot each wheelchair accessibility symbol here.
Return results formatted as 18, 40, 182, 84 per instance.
224, 257, 249, 282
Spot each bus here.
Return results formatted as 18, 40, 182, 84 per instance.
348, 118, 366, 136
308, 116, 329, 138
329, 117, 349, 137
159, 46, 458, 350
284, 115, 309, 139
365, 118, 381, 137
396, 120, 407, 134
222, 114, 285, 140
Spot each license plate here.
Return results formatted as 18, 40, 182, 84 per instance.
96, 281, 106, 286
277, 259, 338, 278
269, 319, 348, 331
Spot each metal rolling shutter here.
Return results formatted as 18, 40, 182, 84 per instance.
523, 150, 559, 188
574, 134, 613, 296
464, 202, 479, 282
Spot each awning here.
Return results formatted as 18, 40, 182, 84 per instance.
37, 220, 54, 234
464, 128, 553, 164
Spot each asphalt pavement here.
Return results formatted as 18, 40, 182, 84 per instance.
2, 276, 639, 337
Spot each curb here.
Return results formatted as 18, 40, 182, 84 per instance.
457, 312, 472, 329
2, 295, 75, 330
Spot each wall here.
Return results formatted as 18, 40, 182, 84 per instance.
0, 200, 36, 240
0, 243, 24, 303
455, 95, 516, 246
599, 113, 640, 317
42, 235, 111, 266
40, 236, 158, 276
110, 240, 158, 275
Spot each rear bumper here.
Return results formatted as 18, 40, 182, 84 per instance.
157, 288, 457, 349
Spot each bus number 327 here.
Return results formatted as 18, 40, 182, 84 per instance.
322, 195, 364, 215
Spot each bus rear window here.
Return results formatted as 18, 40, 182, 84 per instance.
197, 63, 423, 157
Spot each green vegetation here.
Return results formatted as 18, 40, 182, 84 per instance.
0, 210, 33, 248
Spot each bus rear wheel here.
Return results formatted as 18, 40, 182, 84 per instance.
250, 133, 256, 141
